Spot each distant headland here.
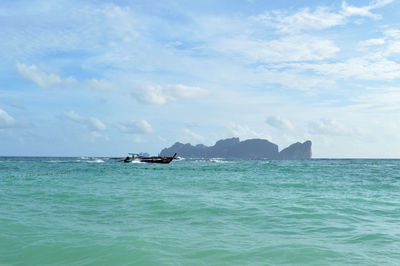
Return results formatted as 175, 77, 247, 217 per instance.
160, 138, 312, 159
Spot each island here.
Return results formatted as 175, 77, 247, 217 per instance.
160, 138, 312, 159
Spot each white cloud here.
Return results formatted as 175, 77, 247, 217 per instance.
63, 111, 106, 131
359, 38, 385, 46
341, 2, 379, 19
87, 131, 110, 143
117, 120, 153, 134
252, 0, 393, 33
257, 66, 336, 91
284, 57, 400, 80
308, 119, 350, 136
100, 5, 138, 43
87, 79, 118, 90
132, 84, 208, 105
2, 3, 139, 64
133, 85, 166, 105
214, 35, 339, 63
183, 128, 204, 142
352, 87, 400, 110
384, 41, 400, 56
342, 0, 394, 18
266, 116, 294, 131
228, 122, 260, 139
167, 84, 208, 99
252, 7, 345, 33
0, 109, 16, 128
372, 0, 395, 8
358, 28, 400, 56
16, 62, 78, 89
384, 29, 400, 39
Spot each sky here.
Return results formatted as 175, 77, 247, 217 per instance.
1, 0, 400, 158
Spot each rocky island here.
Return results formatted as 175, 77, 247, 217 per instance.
160, 138, 312, 159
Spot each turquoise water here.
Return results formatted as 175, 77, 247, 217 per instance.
1, 157, 399, 265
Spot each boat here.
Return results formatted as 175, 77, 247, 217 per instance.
124, 153, 177, 164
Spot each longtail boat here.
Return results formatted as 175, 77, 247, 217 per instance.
124, 153, 177, 164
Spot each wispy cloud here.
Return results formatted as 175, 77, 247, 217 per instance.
252, 7, 345, 33
87, 79, 118, 91
359, 28, 400, 56
2, 0, 400, 157
212, 35, 339, 63
351, 87, 400, 111
266, 116, 294, 131
308, 118, 350, 136
62, 111, 106, 131
228, 122, 260, 139
86, 131, 110, 143
117, 120, 153, 134
183, 128, 204, 142
359, 38, 385, 47
284, 57, 400, 81
0, 98, 26, 110
341, 0, 393, 19
16, 62, 78, 89
1, 3, 139, 63
384, 29, 400, 39
384, 41, 400, 56
0, 109, 16, 128
252, 0, 394, 33
132, 84, 208, 105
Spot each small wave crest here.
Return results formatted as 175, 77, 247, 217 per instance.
210, 159, 227, 163
47, 160, 65, 163
191, 158, 231, 163
87, 159, 104, 163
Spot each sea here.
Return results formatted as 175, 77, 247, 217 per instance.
0, 157, 399, 265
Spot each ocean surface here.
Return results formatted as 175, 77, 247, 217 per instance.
0, 157, 399, 265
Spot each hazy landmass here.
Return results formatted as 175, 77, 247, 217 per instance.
160, 138, 312, 159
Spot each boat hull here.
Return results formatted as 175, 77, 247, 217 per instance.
139, 158, 174, 164
124, 153, 177, 164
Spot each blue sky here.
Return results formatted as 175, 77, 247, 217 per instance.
1, 0, 400, 157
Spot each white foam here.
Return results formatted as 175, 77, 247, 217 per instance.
88, 159, 104, 163
210, 159, 226, 163
130, 160, 144, 164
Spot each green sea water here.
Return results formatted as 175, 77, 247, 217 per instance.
0, 157, 399, 265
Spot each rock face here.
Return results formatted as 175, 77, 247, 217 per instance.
278, 141, 312, 159
160, 138, 312, 159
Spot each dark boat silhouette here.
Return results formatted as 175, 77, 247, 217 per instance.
124, 153, 177, 164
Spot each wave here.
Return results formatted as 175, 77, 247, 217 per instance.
189, 158, 231, 163
210, 159, 227, 163
87, 159, 104, 163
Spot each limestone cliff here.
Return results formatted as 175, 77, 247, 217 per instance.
278, 141, 312, 159
160, 138, 312, 159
